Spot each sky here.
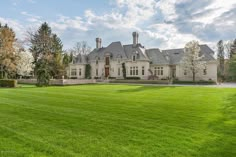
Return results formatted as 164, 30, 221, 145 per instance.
0, 0, 236, 50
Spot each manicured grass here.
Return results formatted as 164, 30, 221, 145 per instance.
0, 85, 235, 157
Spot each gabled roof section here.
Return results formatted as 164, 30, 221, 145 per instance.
123, 44, 149, 60
146, 48, 169, 65
162, 45, 216, 65
73, 54, 88, 64
88, 42, 127, 61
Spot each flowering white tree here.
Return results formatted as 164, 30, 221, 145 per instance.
181, 40, 206, 82
16, 50, 34, 78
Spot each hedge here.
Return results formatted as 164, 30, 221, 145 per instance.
109, 80, 169, 84
173, 80, 216, 85
125, 77, 141, 80
0, 79, 17, 88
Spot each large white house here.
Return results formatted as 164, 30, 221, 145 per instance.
67, 32, 217, 81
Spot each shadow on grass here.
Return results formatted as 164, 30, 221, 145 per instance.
198, 94, 236, 157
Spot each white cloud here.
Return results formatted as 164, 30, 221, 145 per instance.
21, 11, 42, 23
0, 17, 25, 39
2, 0, 236, 51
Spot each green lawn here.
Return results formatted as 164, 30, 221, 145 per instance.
0, 85, 235, 157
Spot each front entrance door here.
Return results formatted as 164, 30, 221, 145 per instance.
105, 68, 109, 77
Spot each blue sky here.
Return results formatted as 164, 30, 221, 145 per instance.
0, 0, 236, 50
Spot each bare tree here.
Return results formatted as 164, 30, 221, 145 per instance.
72, 41, 91, 55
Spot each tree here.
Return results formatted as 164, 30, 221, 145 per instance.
181, 40, 206, 82
16, 50, 34, 78
230, 39, 236, 58
72, 41, 91, 55
51, 34, 64, 79
122, 63, 126, 79
29, 22, 64, 86
217, 40, 225, 80
228, 55, 236, 81
85, 64, 91, 79
0, 24, 19, 79
62, 53, 71, 67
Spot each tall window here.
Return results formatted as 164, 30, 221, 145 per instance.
130, 67, 132, 75
154, 67, 157, 75
96, 60, 98, 65
142, 66, 145, 75
158, 67, 163, 75
118, 68, 120, 76
133, 67, 135, 75
96, 69, 98, 76
203, 68, 207, 75
105, 56, 109, 65
71, 69, 77, 76
136, 67, 138, 75
132, 55, 136, 61
79, 69, 82, 76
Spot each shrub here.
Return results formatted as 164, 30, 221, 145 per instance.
94, 77, 101, 79
173, 80, 216, 85
108, 77, 116, 79
125, 77, 141, 80
0, 79, 17, 88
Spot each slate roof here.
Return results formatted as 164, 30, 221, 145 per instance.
145, 48, 169, 65
73, 54, 88, 64
123, 44, 149, 61
162, 45, 216, 65
88, 42, 127, 61
74, 42, 215, 65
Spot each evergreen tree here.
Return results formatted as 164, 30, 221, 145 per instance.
217, 40, 225, 81
229, 54, 236, 81
29, 22, 64, 86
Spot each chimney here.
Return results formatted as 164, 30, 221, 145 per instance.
132, 32, 139, 47
96, 38, 102, 49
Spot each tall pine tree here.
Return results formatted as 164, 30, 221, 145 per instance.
29, 22, 64, 86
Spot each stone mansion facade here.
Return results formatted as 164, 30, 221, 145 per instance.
67, 32, 217, 81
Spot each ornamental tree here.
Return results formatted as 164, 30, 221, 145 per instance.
181, 40, 206, 82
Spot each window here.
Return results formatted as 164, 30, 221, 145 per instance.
96, 60, 98, 65
132, 55, 136, 61
155, 67, 164, 76
142, 66, 145, 75
133, 67, 135, 75
71, 69, 77, 76
105, 56, 109, 65
154, 67, 157, 75
203, 68, 207, 75
96, 69, 98, 76
79, 69, 82, 76
184, 70, 187, 75
130, 67, 138, 76
118, 68, 120, 76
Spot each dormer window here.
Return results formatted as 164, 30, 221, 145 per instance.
132, 55, 136, 61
